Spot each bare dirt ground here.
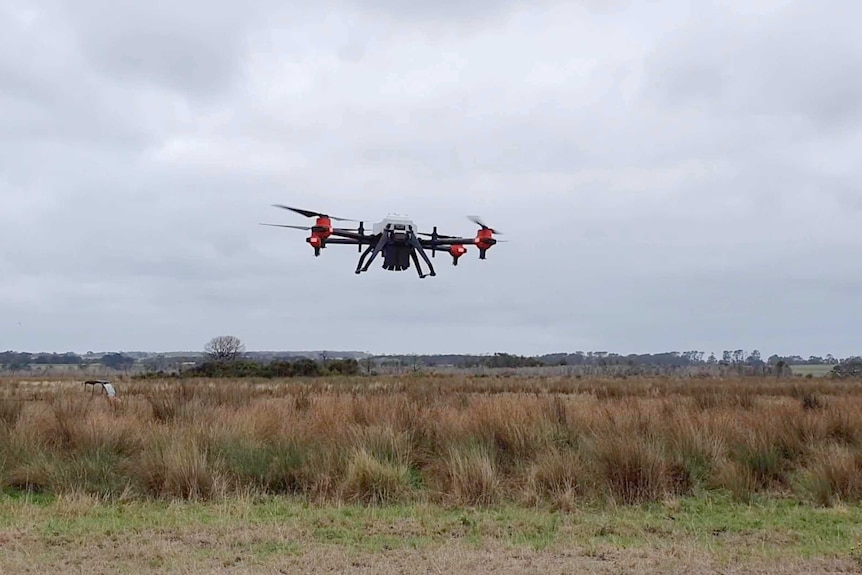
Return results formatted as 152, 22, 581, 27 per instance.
1, 522, 858, 575
1, 539, 856, 575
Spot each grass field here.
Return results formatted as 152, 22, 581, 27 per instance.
2, 492, 860, 574
790, 364, 836, 378
2, 374, 862, 573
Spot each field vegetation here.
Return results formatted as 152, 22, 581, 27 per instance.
2, 373, 862, 508
3, 373, 862, 572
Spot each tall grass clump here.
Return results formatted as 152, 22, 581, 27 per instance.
0, 397, 24, 429
440, 443, 500, 506
797, 446, 862, 506
524, 447, 588, 510
135, 434, 215, 500
341, 447, 415, 504
589, 434, 688, 504
211, 438, 307, 494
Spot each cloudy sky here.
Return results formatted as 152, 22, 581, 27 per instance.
1, 0, 860, 357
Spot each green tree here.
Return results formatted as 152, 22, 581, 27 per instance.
100, 353, 135, 371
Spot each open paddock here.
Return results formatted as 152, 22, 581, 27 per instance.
2, 374, 862, 573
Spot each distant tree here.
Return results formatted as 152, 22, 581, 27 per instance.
363, 356, 375, 375
830, 357, 862, 379
328, 358, 360, 375
100, 352, 135, 371
204, 335, 246, 362
746, 350, 763, 365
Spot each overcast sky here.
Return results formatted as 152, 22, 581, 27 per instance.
1, 0, 860, 357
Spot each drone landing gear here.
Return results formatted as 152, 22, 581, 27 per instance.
410, 250, 431, 278
356, 235, 387, 274
409, 236, 436, 278
355, 244, 374, 274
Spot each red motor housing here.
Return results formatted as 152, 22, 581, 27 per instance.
475, 228, 495, 251
449, 244, 467, 265
312, 216, 333, 240
307, 216, 332, 254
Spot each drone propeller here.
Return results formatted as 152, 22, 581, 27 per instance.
272, 204, 357, 222
467, 215, 502, 234
260, 223, 313, 231
260, 223, 363, 232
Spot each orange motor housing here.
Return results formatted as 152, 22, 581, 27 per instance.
312, 216, 333, 239
475, 228, 495, 250
308, 216, 332, 250
449, 244, 467, 259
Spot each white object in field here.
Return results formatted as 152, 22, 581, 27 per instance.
83, 380, 119, 399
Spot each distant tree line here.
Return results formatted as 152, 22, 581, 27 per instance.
0, 350, 135, 372
373, 350, 862, 379
134, 357, 361, 380
830, 357, 862, 379
0, 351, 83, 369
374, 350, 847, 369
3, 340, 861, 379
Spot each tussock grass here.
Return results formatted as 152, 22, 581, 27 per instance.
1, 375, 862, 508
0, 397, 23, 429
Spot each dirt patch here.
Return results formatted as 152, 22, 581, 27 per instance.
0, 535, 855, 575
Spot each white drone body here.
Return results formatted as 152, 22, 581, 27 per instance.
372, 214, 416, 235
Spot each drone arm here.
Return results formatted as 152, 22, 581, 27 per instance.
418, 237, 476, 247
318, 238, 363, 245
327, 229, 374, 242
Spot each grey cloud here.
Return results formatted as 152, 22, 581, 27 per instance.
42, 0, 276, 98
1, 0, 861, 356
338, 0, 629, 26
338, 0, 527, 25
643, 1, 862, 129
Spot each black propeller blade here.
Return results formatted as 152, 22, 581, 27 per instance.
272, 204, 357, 222
467, 215, 502, 234
260, 223, 364, 232
259, 223, 312, 230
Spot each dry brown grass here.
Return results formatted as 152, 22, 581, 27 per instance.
2, 374, 862, 507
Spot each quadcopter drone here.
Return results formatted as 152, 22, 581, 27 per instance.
261, 204, 503, 279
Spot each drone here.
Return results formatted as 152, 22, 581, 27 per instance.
261, 205, 503, 279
